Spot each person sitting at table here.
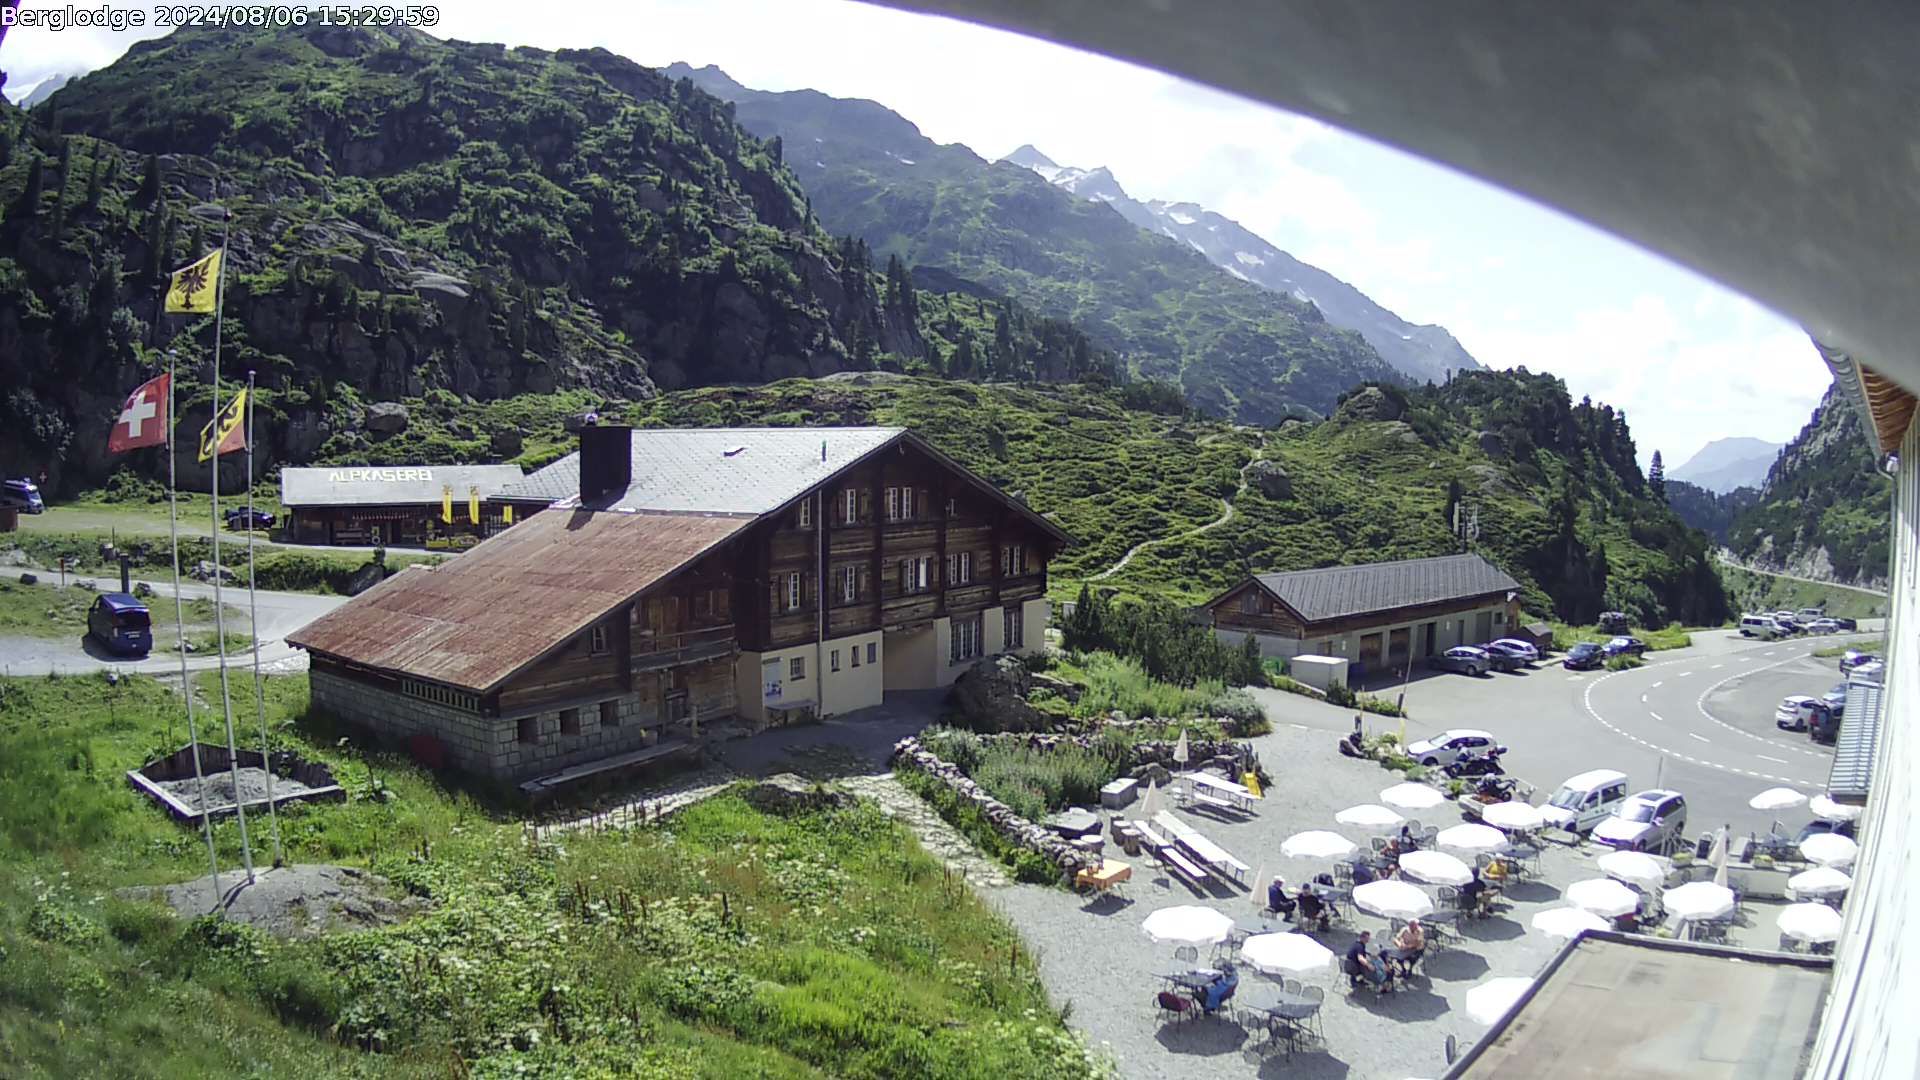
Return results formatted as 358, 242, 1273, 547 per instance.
1295, 884, 1332, 931
1351, 859, 1378, 886
1391, 919, 1427, 977
1344, 931, 1391, 992
1458, 867, 1490, 916
1199, 963, 1240, 1014
1397, 823, 1417, 848
1483, 856, 1511, 886
1267, 874, 1296, 919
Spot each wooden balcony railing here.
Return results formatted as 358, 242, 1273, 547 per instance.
631, 624, 737, 672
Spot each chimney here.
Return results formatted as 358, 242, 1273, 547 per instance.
579, 424, 632, 504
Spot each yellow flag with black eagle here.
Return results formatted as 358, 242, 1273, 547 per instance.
197, 388, 248, 462
165, 249, 223, 314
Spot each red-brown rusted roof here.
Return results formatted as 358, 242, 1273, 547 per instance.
287, 508, 749, 692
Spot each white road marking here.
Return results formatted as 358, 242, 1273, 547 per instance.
1693, 655, 1832, 760
1290, 723, 1311, 731
1580, 669, 1823, 786
1710, 664, 1724, 670
1649, 711, 1664, 722
1651, 681, 1663, 689
1688, 733, 1710, 743
1758, 755, 1788, 764
1640, 693, 1648, 703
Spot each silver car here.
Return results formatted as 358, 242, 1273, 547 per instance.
1592, 790, 1688, 853
1405, 729, 1499, 768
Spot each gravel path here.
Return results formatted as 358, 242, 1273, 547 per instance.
1093, 449, 1260, 582
154, 766, 325, 812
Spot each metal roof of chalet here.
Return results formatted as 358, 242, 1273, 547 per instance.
498, 427, 907, 514
1248, 553, 1521, 624
281, 464, 527, 508
286, 508, 748, 692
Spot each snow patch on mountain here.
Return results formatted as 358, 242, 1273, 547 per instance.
1234, 252, 1266, 268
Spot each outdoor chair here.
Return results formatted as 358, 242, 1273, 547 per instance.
1301, 985, 1326, 1039
1174, 944, 1199, 964
1422, 825, 1439, 846
1333, 862, 1355, 886
1156, 990, 1196, 1023
1284, 977, 1303, 995
1446, 1034, 1460, 1065
1372, 835, 1391, 854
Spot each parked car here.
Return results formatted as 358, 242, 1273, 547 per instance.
1602, 635, 1647, 657
1739, 614, 1786, 639
1487, 637, 1540, 663
1809, 702, 1842, 744
1477, 642, 1526, 671
1592, 789, 1689, 853
1775, 694, 1823, 731
1796, 606, 1826, 622
1, 477, 45, 513
1406, 729, 1499, 768
1798, 819, 1857, 843
1597, 611, 1631, 634
86, 592, 153, 657
1772, 611, 1805, 634
1562, 642, 1605, 670
1432, 645, 1493, 676
1540, 768, 1631, 834
1840, 650, 1880, 674
1822, 684, 1848, 717
1831, 616, 1859, 631
1851, 659, 1886, 682
1808, 618, 1842, 634
224, 507, 277, 530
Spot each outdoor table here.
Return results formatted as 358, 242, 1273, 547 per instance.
1159, 970, 1219, 991
1074, 859, 1132, 892
1187, 772, 1257, 811
1383, 946, 1423, 976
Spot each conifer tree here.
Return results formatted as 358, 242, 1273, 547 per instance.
1649, 450, 1666, 503
134, 153, 160, 207
14, 155, 43, 218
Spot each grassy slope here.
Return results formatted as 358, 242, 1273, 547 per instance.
0, 672, 1101, 1079
1716, 563, 1890, 621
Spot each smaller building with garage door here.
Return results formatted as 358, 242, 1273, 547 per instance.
1204, 553, 1522, 681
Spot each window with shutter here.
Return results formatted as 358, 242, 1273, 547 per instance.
844, 488, 859, 524
798, 500, 811, 529
885, 487, 898, 521
960, 551, 971, 583
902, 487, 915, 519
787, 572, 801, 612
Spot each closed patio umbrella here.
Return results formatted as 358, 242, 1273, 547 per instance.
1335, 803, 1406, 831
1173, 729, 1191, 766
1465, 977, 1533, 1025
1281, 830, 1357, 860
1565, 877, 1639, 918
1398, 849, 1473, 887
1595, 850, 1666, 890
1139, 779, 1164, 820
1749, 786, 1807, 811
1800, 832, 1859, 867
1787, 866, 1852, 900
1436, 823, 1507, 852
1480, 801, 1545, 831
1531, 906, 1608, 939
1141, 905, 1234, 946
1241, 932, 1335, 975
1777, 902, 1844, 944
1664, 881, 1736, 921
1809, 794, 1862, 822
1353, 879, 1435, 920
1380, 782, 1447, 811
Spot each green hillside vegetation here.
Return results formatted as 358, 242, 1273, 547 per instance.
1717, 563, 1889, 621
1663, 479, 1758, 545
673, 64, 1400, 423
0, 671, 1104, 1078
1728, 382, 1893, 586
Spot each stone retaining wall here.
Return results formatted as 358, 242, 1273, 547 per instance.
891, 737, 1099, 884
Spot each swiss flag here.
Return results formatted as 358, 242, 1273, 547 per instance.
108, 374, 171, 454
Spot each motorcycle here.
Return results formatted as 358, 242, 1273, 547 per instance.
1443, 746, 1508, 779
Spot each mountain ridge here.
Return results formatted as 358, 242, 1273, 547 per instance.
1727, 383, 1891, 587
1669, 435, 1782, 494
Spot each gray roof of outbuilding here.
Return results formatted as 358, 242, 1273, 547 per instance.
498, 427, 908, 515
281, 464, 527, 508
1250, 553, 1520, 624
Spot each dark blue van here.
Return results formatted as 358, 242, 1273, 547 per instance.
87, 593, 153, 657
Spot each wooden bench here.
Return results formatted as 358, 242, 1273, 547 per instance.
1160, 846, 1208, 883
1153, 811, 1251, 886
1190, 791, 1237, 813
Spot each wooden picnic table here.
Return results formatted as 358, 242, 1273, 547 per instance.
1153, 811, 1251, 885
1187, 772, 1256, 810
1075, 859, 1132, 892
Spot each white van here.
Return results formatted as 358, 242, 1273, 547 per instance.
1739, 614, 1784, 639
1540, 769, 1631, 834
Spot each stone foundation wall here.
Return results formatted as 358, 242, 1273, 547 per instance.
891, 737, 1099, 883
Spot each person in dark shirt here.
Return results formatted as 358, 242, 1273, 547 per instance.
1267, 875, 1296, 918
1345, 931, 1390, 991
1352, 860, 1378, 885
1295, 884, 1331, 931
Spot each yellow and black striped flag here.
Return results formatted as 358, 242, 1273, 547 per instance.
165, 249, 223, 314
197, 388, 247, 462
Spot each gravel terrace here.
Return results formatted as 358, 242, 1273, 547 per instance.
154, 766, 329, 813
990, 723, 1619, 1080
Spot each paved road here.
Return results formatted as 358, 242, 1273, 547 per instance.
1251, 625, 1883, 843
0, 575, 344, 677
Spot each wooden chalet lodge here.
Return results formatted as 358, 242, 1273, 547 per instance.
287, 425, 1069, 785
279, 464, 527, 547
1206, 553, 1521, 678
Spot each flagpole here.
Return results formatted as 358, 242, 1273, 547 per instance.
204, 208, 255, 885
245, 367, 282, 867
165, 347, 224, 913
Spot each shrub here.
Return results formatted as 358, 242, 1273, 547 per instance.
1206, 688, 1270, 735
1604, 654, 1645, 671
971, 743, 1124, 819
895, 765, 1058, 884
918, 726, 985, 774
1358, 693, 1404, 718
1325, 681, 1358, 708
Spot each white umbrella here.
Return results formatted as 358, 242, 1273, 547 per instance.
1565, 877, 1640, 918
1141, 905, 1234, 946
1481, 801, 1546, 831
1436, 823, 1508, 852
1380, 782, 1447, 811
1749, 786, 1807, 811
1531, 906, 1609, 939
1353, 879, 1435, 920
1241, 932, 1335, 975
1809, 794, 1863, 822
1335, 803, 1406, 831
1787, 866, 1852, 899
1596, 850, 1667, 891
1173, 729, 1191, 766
1250, 862, 1271, 910
1139, 779, 1164, 820
1282, 830, 1357, 860
1777, 902, 1844, 944
1800, 832, 1859, 867
1712, 826, 1731, 889
1664, 881, 1737, 920
1399, 849, 1473, 887
1465, 977, 1533, 1025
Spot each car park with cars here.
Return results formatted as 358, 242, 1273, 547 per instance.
1602, 635, 1647, 657
1477, 642, 1526, 671
1808, 618, 1841, 634
1831, 616, 1858, 631
1406, 729, 1499, 768
1840, 650, 1880, 674
1562, 642, 1604, 670
1432, 645, 1493, 676
1487, 637, 1540, 663
1739, 614, 1786, 639
1592, 789, 1689, 853
1775, 694, 1826, 732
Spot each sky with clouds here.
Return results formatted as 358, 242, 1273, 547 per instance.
2, 0, 1833, 468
